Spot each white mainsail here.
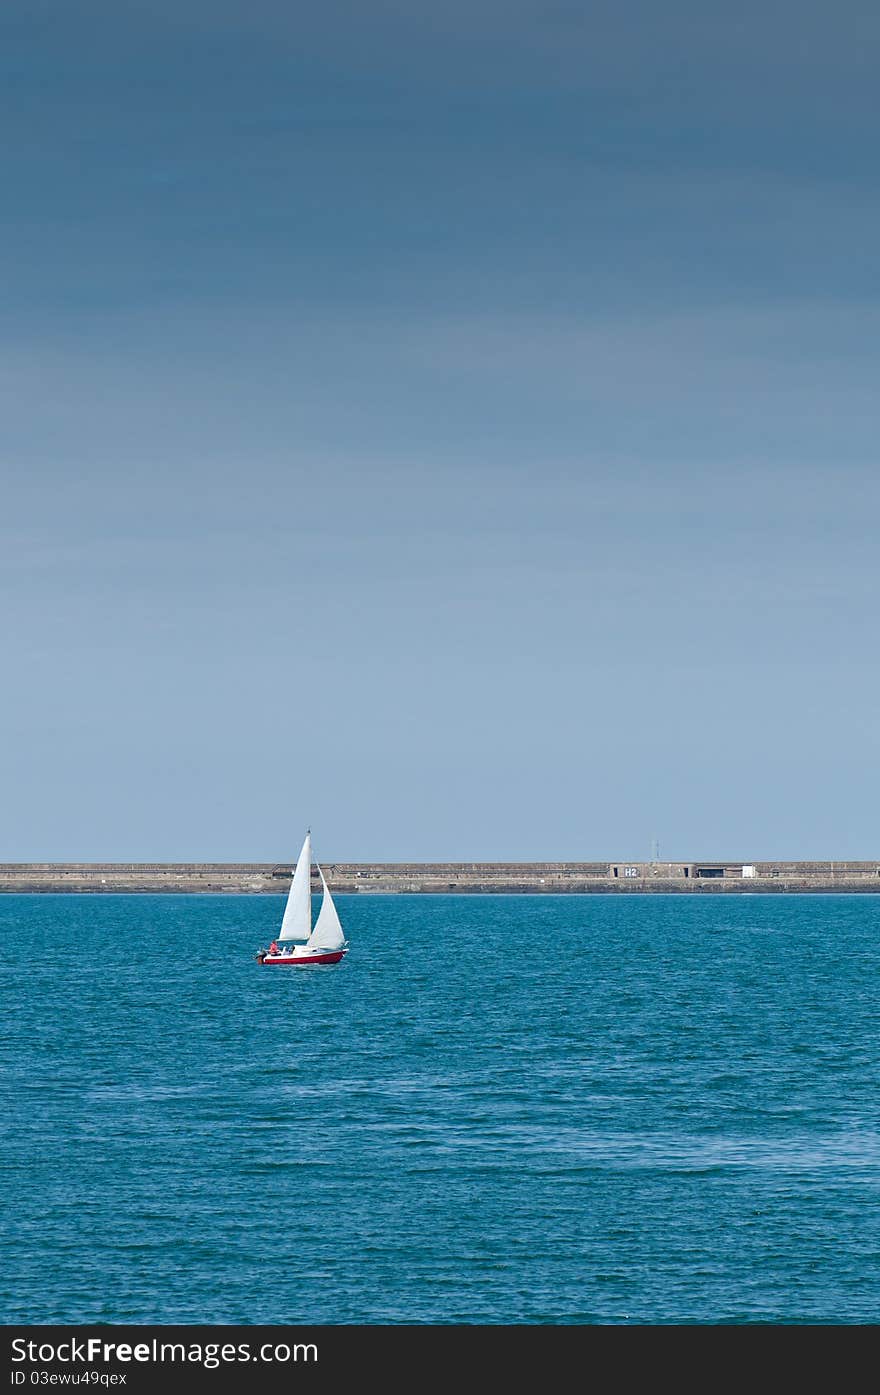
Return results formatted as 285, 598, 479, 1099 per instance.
307, 865, 346, 951
278, 832, 312, 942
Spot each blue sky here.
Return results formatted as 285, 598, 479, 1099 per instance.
2, 2, 878, 860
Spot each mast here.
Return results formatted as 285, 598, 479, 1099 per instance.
278, 831, 312, 942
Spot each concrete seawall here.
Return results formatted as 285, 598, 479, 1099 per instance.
1, 860, 879, 893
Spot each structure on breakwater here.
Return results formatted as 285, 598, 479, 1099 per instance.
1, 860, 879, 893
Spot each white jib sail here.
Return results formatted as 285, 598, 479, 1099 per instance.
308, 865, 345, 951
279, 832, 312, 941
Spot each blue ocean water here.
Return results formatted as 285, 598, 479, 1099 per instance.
1, 893, 879, 1324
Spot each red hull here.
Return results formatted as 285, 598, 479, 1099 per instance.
261, 950, 346, 966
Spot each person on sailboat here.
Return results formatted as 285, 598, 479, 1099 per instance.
268, 940, 279, 956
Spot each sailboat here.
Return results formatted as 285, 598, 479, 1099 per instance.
257, 831, 348, 966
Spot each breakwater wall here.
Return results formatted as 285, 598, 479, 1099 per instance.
1, 861, 879, 893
